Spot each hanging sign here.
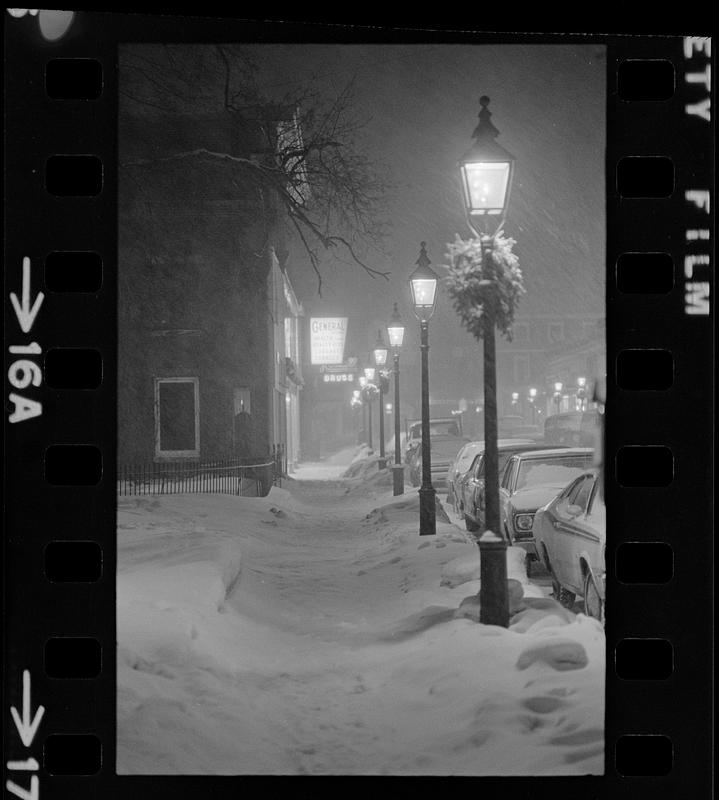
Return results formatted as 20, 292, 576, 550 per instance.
310, 317, 347, 365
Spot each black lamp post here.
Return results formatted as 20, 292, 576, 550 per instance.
409, 242, 439, 536
363, 367, 376, 451
459, 95, 515, 626
387, 303, 406, 495
373, 331, 389, 469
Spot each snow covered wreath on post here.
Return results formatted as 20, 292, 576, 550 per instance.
443, 232, 525, 340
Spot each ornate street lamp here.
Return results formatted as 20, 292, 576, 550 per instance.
373, 331, 389, 469
459, 96, 515, 238
363, 366, 376, 451
409, 242, 439, 536
458, 95, 515, 626
387, 303, 406, 495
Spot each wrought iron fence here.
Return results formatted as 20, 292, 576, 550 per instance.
271, 443, 288, 484
118, 456, 277, 497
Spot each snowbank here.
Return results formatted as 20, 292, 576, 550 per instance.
118, 459, 604, 776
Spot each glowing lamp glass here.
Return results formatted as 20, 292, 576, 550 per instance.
387, 324, 405, 348
461, 161, 510, 215
410, 277, 437, 310
373, 346, 388, 367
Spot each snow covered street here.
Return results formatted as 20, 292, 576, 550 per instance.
117, 448, 605, 775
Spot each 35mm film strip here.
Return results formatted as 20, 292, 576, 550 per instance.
4, 17, 714, 797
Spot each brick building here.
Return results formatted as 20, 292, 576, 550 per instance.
118, 103, 304, 466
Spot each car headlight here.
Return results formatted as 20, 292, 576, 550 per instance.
514, 513, 535, 531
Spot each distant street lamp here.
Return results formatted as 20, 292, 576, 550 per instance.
358, 375, 367, 445
373, 331, 389, 469
577, 375, 587, 411
409, 242, 439, 535
363, 366, 376, 451
528, 387, 537, 424
459, 95, 515, 627
387, 303, 406, 495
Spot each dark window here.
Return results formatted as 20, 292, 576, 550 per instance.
572, 476, 594, 511
156, 379, 199, 456
501, 459, 516, 489
566, 476, 588, 506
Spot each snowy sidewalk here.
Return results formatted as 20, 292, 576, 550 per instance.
117, 460, 604, 776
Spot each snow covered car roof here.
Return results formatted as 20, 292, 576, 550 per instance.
513, 446, 593, 458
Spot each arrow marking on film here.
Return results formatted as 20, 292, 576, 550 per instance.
10, 670, 45, 748
6, 758, 39, 771
9, 257, 44, 334
6, 776, 39, 800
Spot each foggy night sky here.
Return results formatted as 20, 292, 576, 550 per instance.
249, 43, 606, 401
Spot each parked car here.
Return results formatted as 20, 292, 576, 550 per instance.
498, 447, 595, 571
407, 431, 468, 488
543, 410, 598, 447
405, 417, 463, 461
461, 441, 555, 532
533, 469, 606, 622
512, 425, 544, 442
446, 440, 485, 517
497, 415, 525, 437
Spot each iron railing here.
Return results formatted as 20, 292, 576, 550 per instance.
118, 453, 282, 497
271, 443, 288, 484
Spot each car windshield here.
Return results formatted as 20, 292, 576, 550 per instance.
409, 420, 460, 439
455, 443, 483, 473
476, 449, 520, 479
516, 455, 593, 490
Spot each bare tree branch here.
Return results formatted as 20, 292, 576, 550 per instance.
120, 44, 391, 293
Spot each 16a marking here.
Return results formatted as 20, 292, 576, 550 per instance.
8, 257, 44, 422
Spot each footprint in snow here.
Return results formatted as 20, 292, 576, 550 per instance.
516, 639, 588, 671
562, 743, 604, 765
520, 695, 568, 714
550, 727, 603, 746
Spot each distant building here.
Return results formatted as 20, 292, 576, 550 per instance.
543, 319, 606, 416
459, 314, 605, 429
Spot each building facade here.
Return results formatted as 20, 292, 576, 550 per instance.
118, 102, 305, 466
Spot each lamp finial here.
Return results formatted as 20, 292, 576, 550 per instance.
416, 241, 430, 268
473, 95, 500, 142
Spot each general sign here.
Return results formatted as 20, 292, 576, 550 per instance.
310, 317, 347, 365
